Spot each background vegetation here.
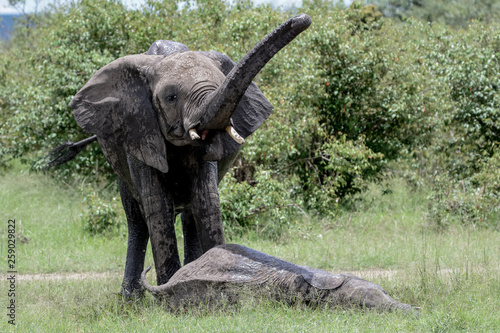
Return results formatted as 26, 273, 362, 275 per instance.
1, 0, 498, 234
0, 0, 499, 330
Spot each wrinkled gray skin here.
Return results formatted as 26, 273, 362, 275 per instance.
141, 244, 415, 312
68, 15, 311, 297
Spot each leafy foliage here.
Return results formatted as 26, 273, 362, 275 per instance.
374, 0, 500, 26
0, 0, 132, 180
0, 0, 499, 236
219, 167, 300, 239
81, 189, 126, 235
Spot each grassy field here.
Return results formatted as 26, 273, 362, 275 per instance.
1, 166, 499, 332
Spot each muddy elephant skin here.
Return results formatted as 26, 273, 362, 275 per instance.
141, 244, 415, 312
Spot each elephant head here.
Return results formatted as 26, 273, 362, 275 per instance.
70, 14, 312, 173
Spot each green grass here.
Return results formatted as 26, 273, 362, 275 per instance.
1, 166, 131, 274
1, 167, 499, 332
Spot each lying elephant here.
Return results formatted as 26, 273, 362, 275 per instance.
141, 244, 415, 312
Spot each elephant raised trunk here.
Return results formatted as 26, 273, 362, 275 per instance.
190, 14, 312, 142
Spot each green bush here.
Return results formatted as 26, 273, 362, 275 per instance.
81, 190, 126, 235
219, 167, 301, 239
0, 0, 132, 181
374, 0, 500, 27
419, 21, 500, 228
245, 5, 440, 214
310, 14, 438, 161
430, 149, 499, 229
441, 23, 499, 178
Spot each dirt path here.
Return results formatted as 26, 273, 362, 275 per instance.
8, 272, 120, 281
3, 267, 477, 282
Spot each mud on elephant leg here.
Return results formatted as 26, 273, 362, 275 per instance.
127, 155, 181, 286
190, 160, 225, 253
181, 210, 203, 265
119, 179, 149, 298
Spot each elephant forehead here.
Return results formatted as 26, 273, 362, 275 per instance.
158, 51, 225, 82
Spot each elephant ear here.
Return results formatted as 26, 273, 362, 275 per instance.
200, 51, 274, 161
301, 266, 344, 290
70, 54, 170, 173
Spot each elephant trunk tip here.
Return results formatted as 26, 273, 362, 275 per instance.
291, 14, 312, 32
383, 300, 420, 316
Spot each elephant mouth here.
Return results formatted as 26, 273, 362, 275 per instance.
201, 129, 209, 141
184, 83, 245, 144
188, 125, 244, 144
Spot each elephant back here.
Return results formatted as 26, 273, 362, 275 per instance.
145, 40, 190, 56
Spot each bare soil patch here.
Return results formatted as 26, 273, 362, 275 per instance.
4, 267, 486, 282
9, 272, 120, 281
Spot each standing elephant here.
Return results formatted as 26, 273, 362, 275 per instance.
48, 14, 312, 297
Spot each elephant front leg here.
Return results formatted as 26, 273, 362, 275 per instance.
181, 210, 203, 265
191, 161, 225, 253
128, 156, 182, 286
142, 188, 181, 285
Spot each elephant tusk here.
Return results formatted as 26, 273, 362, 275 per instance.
189, 128, 201, 140
226, 126, 245, 144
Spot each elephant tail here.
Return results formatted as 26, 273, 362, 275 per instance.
140, 266, 167, 298
42, 135, 97, 168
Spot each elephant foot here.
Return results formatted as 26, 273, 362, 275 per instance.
121, 279, 145, 300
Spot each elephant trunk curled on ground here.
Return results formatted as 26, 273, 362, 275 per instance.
45, 14, 312, 297
140, 244, 415, 312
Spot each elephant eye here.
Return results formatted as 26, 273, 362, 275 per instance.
166, 94, 177, 103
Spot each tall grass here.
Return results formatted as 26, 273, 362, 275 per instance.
1, 167, 499, 332
1, 164, 131, 274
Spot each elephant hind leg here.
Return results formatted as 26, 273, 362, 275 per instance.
181, 209, 203, 265
119, 179, 149, 298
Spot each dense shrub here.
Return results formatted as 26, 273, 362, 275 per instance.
441, 23, 499, 177
427, 151, 500, 230
81, 190, 126, 235
417, 21, 500, 228
247, 3, 441, 214
219, 166, 300, 239
374, 0, 500, 27
1, 0, 499, 235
